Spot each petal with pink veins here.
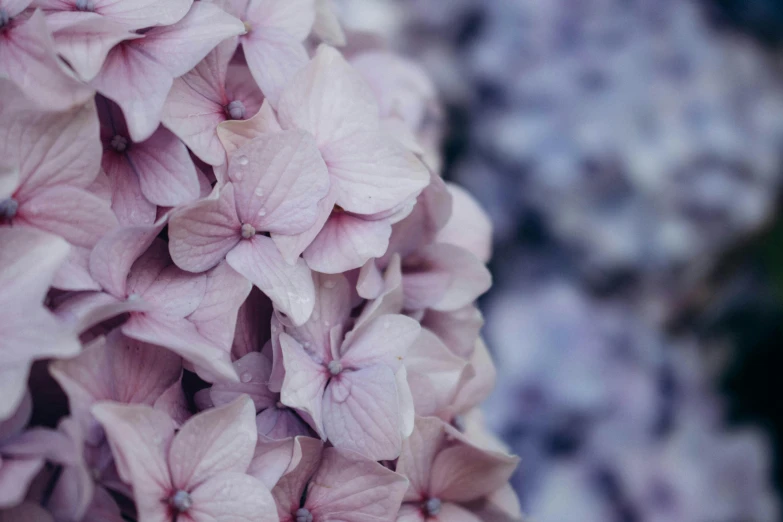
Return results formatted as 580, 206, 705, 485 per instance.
187, 471, 277, 522
270, 435, 324, 518
242, 27, 309, 105
278, 333, 328, 437
302, 211, 392, 273
208, 352, 277, 410
322, 364, 402, 460
102, 152, 158, 224
305, 447, 408, 522
226, 235, 315, 326
169, 183, 242, 273
228, 130, 329, 236
272, 183, 337, 264
0, 12, 93, 111
339, 314, 420, 371
217, 100, 282, 157
168, 396, 257, 489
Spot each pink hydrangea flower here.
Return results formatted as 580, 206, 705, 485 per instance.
93, 396, 277, 522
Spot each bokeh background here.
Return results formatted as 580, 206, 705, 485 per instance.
339, 1, 783, 520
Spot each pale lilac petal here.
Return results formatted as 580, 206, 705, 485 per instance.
272, 183, 337, 264
169, 183, 242, 273
226, 235, 315, 326
313, 0, 345, 46
137, 264, 206, 317
450, 339, 496, 416
404, 329, 467, 418
91, 402, 175, 518
247, 437, 295, 490
277, 45, 378, 146
89, 220, 165, 298
302, 211, 392, 273
128, 126, 200, 207
322, 365, 402, 460
420, 305, 483, 360
102, 152, 158, 224
256, 407, 311, 440
46, 12, 138, 81
278, 333, 328, 437
0, 501, 53, 522
91, 41, 173, 142
356, 259, 384, 301
232, 288, 272, 359
229, 130, 330, 235
396, 366, 415, 438
0, 12, 93, 112
0, 227, 71, 301
188, 471, 277, 522
0, 391, 31, 441
243, 28, 309, 105
217, 99, 282, 158
168, 397, 256, 488
244, 0, 315, 38
403, 244, 491, 312
93, 0, 192, 29
2, 0, 32, 17
209, 352, 277, 409
51, 245, 102, 291
396, 417, 446, 501
0, 85, 100, 198
354, 255, 404, 327
396, 504, 426, 522
153, 377, 190, 426
138, 1, 245, 77
224, 62, 264, 115
305, 447, 407, 522
436, 503, 484, 522
321, 130, 429, 215
270, 435, 324, 517
339, 314, 420, 371
54, 291, 149, 335
0, 459, 44, 508
436, 183, 492, 263
188, 260, 252, 351
429, 439, 518, 503
121, 314, 238, 382
18, 186, 117, 248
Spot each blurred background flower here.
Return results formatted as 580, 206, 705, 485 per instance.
338, 0, 783, 520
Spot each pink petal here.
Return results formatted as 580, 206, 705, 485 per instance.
229, 130, 330, 235
277, 45, 378, 147
18, 185, 117, 248
278, 333, 328, 437
46, 12, 138, 81
188, 471, 277, 522
245, 0, 315, 39
270, 435, 324, 518
232, 287, 272, 359
169, 183, 242, 273
322, 365, 402, 460
272, 183, 337, 264
217, 99, 282, 158
102, 151, 158, 224
0, 12, 93, 112
138, 1, 245, 78
225, 62, 264, 115
396, 417, 446, 501
396, 505, 426, 522
90, 402, 176, 519
420, 305, 483, 360
127, 126, 200, 207
153, 377, 190, 427
321, 129, 429, 215
404, 328, 467, 418
436, 184, 492, 263
187, 260, 252, 351
0, 501, 53, 522
0, 85, 100, 198
403, 244, 491, 312
121, 313, 238, 383
226, 235, 315, 326
51, 245, 102, 291
54, 291, 149, 335
339, 314, 420, 371
435, 503, 483, 522
0, 459, 44, 508
89, 220, 165, 298
2, 0, 32, 17
256, 406, 311, 440
209, 352, 277, 410
93, 0, 192, 29
247, 437, 295, 490
305, 447, 408, 522
161, 40, 237, 166
0, 226, 71, 302
243, 28, 309, 105
354, 255, 404, 327
168, 396, 257, 488
429, 438, 518, 503
302, 211, 392, 273
312, 0, 345, 46
91, 39, 174, 142
137, 264, 207, 317
450, 339, 496, 416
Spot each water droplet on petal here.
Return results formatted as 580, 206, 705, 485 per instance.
240, 372, 252, 383
236, 155, 249, 166
323, 279, 336, 289
257, 208, 267, 217
254, 187, 264, 197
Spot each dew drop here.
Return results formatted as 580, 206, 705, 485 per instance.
240, 372, 252, 383
257, 208, 267, 217
236, 155, 249, 166
254, 187, 264, 197
323, 279, 336, 289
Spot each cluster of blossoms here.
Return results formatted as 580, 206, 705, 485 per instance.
0, 1, 519, 521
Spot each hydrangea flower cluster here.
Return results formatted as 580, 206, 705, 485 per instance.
0, 1, 519, 521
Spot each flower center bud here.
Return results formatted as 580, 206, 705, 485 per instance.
243, 20, 252, 33
0, 197, 18, 222
327, 360, 342, 376
110, 134, 128, 153
226, 100, 246, 120
241, 223, 256, 239
423, 498, 442, 517
0, 9, 10, 29
75, 0, 95, 11
169, 490, 192, 512
295, 508, 313, 522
